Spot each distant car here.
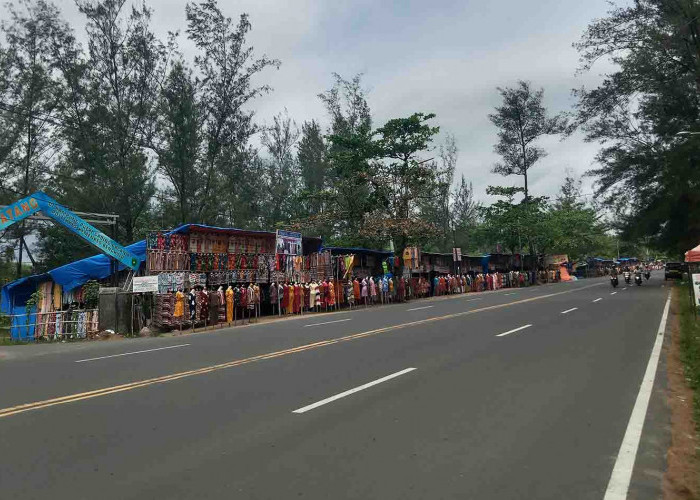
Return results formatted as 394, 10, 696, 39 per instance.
665, 262, 684, 280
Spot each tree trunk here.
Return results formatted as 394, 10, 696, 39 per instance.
523, 170, 529, 202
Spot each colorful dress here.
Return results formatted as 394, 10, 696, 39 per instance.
226, 287, 234, 322
174, 291, 184, 318
328, 281, 336, 306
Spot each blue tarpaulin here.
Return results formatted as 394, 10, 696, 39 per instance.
617, 257, 638, 262
481, 255, 490, 273
0, 239, 147, 314
10, 305, 35, 340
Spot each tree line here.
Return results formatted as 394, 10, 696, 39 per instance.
1, 0, 664, 279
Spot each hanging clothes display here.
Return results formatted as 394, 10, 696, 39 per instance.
327, 281, 336, 307
189, 290, 197, 321
174, 291, 185, 318
199, 289, 209, 323
226, 286, 234, 322
309, 282, 317, 308
209, 290, 219, 324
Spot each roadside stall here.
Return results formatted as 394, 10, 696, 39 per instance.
545, 254, 571, 282
684, 243, 700, 313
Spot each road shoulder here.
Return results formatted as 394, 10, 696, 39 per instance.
663, 287, 699, 499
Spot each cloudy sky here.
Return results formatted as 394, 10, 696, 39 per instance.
20, 0, 617, 202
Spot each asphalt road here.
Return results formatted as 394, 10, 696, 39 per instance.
0, 274, 671, 499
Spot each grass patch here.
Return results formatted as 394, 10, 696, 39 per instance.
678, 283, 700, 428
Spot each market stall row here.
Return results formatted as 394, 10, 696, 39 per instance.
2, 223, 571, 340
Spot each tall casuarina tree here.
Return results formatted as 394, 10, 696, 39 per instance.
186, 0, 280, 224
489, 80, 566, 202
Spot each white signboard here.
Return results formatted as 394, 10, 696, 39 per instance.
132, 275, 158, 293
275, 230, 302, 256
693, 274, 700, 307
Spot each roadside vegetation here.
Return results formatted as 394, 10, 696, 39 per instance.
679, 282, 700, 428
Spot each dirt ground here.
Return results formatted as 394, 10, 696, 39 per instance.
664, 289, 699, 500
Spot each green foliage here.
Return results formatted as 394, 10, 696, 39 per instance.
450, 175, 481, 253
489, 81, 566, 199
297, 120, 329, 219
153, 60, 202, 227
83, 280, 99, 308
260, 111, 301, 228
574, 0, 700, 258
24, 289, 42, 309
0, 0, 73, 277
679, 287, 700, 428
186, 0, 280, 226
480, 175, 610, 260
480, 187, 548, 255
372, 112, 441, 251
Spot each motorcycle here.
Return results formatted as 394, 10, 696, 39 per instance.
610, 275, 618, 288
624, 271, 631, 284
644, 271, 650, 281
635, 272, 643, 286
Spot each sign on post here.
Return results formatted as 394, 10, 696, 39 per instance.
0, 191, 141, 271
692, 274, 700, 308
275, 230, 302, 256
132, 276, 159, 293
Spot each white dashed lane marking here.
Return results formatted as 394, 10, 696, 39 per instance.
496, 324, 532, 337
406, 306, 433, 312
304, 318, 352, 328
293, 368, 417, 414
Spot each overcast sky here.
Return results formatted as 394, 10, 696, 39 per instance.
11, 0, 617, 203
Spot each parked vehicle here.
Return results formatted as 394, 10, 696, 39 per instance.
665, 262, 684, 280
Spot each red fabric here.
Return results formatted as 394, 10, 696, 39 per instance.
318, 282, 325, 307
328, 282, 336, 306
294, 285, 301, 313
686, 243, 700, 262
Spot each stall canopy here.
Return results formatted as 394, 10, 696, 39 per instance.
685, 243, 700, 262
1, 223, 318, 314
323, 246, 393, 257
1, 239, 146, 314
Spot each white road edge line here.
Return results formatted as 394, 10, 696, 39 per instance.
593, 298, 603, 303
75, 344, 190, 363
611, 292, 618, 295
406, 306, 433, 311
292, 367, 416, 414
304, 318, 352, 328
603, 293, 671, 500
496, 324, 532, 337
561, 307, 578, 314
